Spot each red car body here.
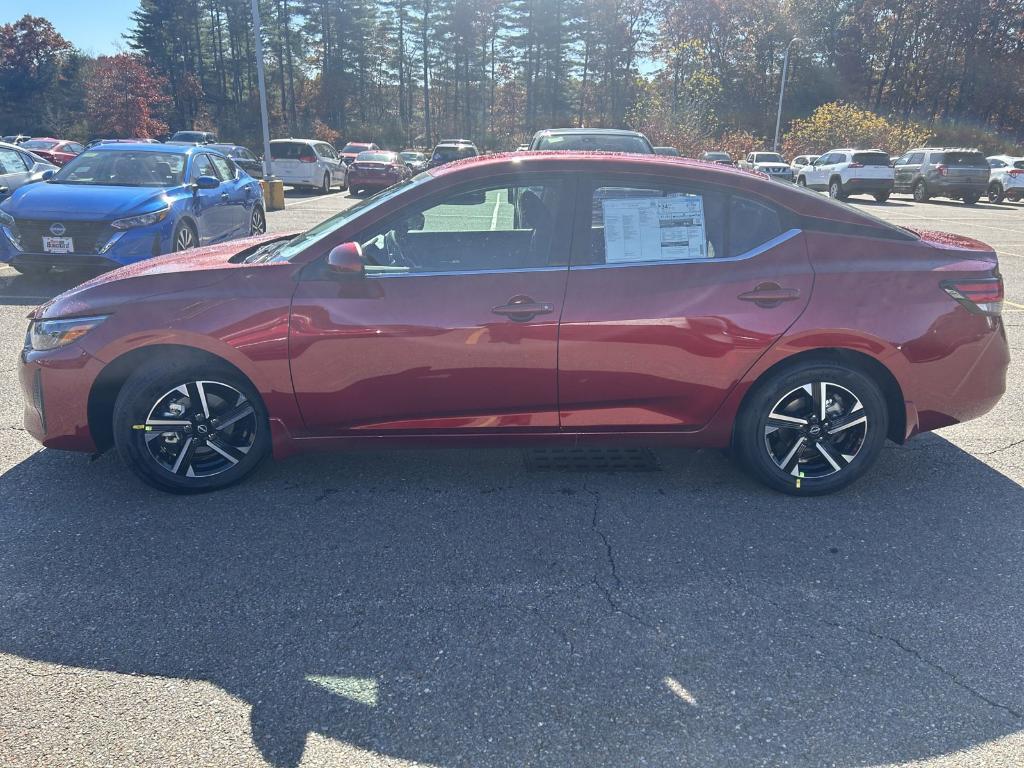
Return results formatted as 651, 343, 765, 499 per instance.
20, 138, 83, 166
338, 142, 378, 165
346, 151, 413, 193
19, 152, 1008, 493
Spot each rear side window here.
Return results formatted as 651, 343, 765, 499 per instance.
0, 147, 29, 173
587, 185, 725, 264
728, 197, 782, 257
934, 151, 987, 168
1014, 161, 1024, 170
853, 152, 889, 166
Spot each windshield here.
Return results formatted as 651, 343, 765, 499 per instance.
53, 150, 186, 187
431, 145, 477, 163
264, 175, 428, 263
356, 152, 396, 163
753, 153, 784, 163
400, 152, 425, 162
172, 132, 209, 142
21, 139, 59, 150
535, 134, 651, 153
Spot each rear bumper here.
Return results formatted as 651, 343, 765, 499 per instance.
928, 179, 989, 197
348, 174, 399, 189
843, 178, 894, 193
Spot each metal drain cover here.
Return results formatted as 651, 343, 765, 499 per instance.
524, 447, 661, 472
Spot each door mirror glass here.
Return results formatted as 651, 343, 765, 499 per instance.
40, 169, 55, 180
193, 175, 220, 190
327, 242, 365, 276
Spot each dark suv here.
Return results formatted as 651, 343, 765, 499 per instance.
427, 140, 479, 168
893, 148, 989, 205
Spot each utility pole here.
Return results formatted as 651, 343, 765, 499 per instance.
251, 0, 274, 180
773, 37, 801, 153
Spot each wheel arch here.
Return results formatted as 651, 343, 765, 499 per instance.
87, 343, 259, 451
733, 347, 907, 446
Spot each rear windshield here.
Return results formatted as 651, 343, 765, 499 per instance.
431, 145, 477, 162
1014, 161, 1024, 170
341, 143, 371, 153
853, 152, 890, 166
705, 152, 730, 161
535, 134, 651, 153
270, 142, 315, 160
356, 152, 395, 163
932, 152, 987, 167
171, 131, 211, 142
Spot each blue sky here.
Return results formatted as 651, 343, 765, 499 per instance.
4, 0, 137, 55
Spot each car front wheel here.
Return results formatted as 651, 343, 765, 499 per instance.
112, 360, 270, 493
733, 361, 888, 495
172, 221, 197, 251
988, 182, 1005, 204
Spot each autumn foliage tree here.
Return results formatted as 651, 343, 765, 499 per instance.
85, 53, 172, 139
781, 102, 929, 158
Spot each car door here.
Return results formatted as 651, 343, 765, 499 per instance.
0, 146, 32, 202
288, 174, 576, 434
810, 153, 834, 188
188, 153, 232, 244
895, 152, 922, 192
558, 174, 813, 430
317, 142, 344, 186
209, 154, 251, 237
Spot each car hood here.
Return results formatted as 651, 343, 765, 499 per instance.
4, 183, 174, 220
34, 232, 297, 320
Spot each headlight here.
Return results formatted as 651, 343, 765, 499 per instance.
111, 207, 170, 230
0, 209, 13, 227
28, 315, 108, 351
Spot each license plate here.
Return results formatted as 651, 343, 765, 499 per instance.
42, 236, 74, 254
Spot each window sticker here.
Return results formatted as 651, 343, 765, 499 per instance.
602, 195, 707, 262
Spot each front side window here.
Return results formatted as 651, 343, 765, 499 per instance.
210, 154, 235, 180
359, 179, 566, 273
190, 154, 217, 181
0, 147, 29, 174
906, 153, 925, 165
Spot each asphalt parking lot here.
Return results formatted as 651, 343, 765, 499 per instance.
1, 187, 1023, 767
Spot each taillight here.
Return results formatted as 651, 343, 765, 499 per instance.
848, 162, 863, 168
942, 277, 1003, 316
935, 163, 948, 176
1009, 169, 1024, 177
299, 153, 316, 163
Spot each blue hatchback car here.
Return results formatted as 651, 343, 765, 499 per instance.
0, 143, 265, 275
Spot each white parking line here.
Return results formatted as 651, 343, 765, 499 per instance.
490, 196, 502, 230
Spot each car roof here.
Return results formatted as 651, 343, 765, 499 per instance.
271, 138, 318, 144
87, 142, 196, 154
906, 147, 983, 152
533, 128, 645, 137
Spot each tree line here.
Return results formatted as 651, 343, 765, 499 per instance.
2, 0, 1022, 155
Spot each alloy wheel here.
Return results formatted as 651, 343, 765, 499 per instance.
174, 225, 195, 251
764, 381, 867, 480
251, 206, 266, 235
142, 380, 257, 478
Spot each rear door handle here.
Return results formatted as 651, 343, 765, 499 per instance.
738, 283, 801, 307
492, 295, 554, 321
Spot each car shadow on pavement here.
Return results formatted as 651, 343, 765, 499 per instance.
1, 435, 1022, 767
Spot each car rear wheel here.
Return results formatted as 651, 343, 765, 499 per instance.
733, 361, 888, 496
173, 221, 197, 251
250, 204, 266, 236
113, 361, 270, 493
320, 172, 331, 194
962, 193, 981, 206
873, 191, 890, 203
828, 178, 846, 200
913, 180, 929, 202
988, 182, 1005, 204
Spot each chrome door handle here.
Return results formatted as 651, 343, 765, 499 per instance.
738, 283, 801, 308
492, 295, 554, 321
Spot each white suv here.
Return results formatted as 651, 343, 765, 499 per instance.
986, 155, 1024, 203
790, 154, 818, 175
269, 139, 347, 193
797, 148, 894, 202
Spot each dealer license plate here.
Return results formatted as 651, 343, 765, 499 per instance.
42, 236, 73, 254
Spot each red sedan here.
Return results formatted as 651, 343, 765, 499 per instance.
20, 137, 85, 166
19, 152, 1008, 494
347, 150, 413, 194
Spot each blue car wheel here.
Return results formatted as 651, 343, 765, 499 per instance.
173, 220, 197, 251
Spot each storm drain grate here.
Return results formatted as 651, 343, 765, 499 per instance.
524, 447, 661, 472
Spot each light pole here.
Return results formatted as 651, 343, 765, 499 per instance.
250, 0, 274, 180
773, 37, 801, 153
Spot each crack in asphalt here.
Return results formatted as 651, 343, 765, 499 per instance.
975, 437, 1024, 456
735, 581, 1022, 721
585, 486, 654, 630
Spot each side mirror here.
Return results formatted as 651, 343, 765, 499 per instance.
40, 169, 55, 180
327, 242, 365, 276
193, 175, 220, 190
0, 186, 9, 196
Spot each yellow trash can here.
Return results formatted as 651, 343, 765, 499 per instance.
261, 179, 285, 211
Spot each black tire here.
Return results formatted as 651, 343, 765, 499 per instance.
732, 361, 888, 496
172, 220, 197, 251
962, 193, 980, 206
828, 178, 846, 200
12, 263, 50, 278
873, 191, 890, 203
249, 204, 266, 236
912, 180, 929, 202
112, 359, 270, 493
988, 182, 1005, 204
796, 176, 807, 187
320, 172, 331, 194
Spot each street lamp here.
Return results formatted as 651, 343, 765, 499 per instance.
773, 37, 801, 153
250, 0, 274, 181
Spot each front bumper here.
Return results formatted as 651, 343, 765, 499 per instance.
19, 341, 103, 452
1, 218, 174, 269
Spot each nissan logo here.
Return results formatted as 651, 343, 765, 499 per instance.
49, 223, 66, 236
